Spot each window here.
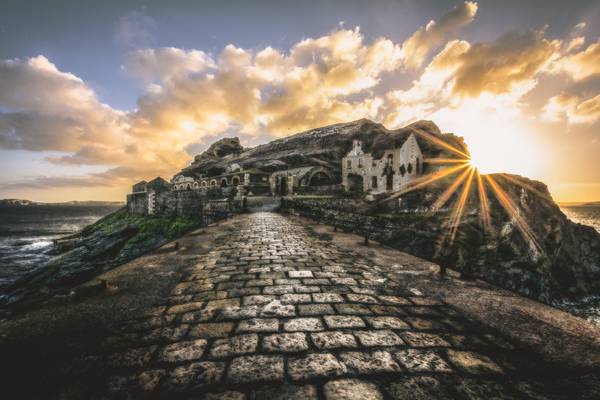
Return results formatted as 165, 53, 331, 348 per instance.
399, 164, 406, 176
387, 154, 393, 164
347, 159, 352, 169
415, 157, 420, 173
407, 163, 413, 174
371, 176, 378, 188
358, 158, 363, 168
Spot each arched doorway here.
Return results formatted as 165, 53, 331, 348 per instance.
347, 173, 364, 192
220, 178, 228, 187
278, 176, 288, 195
232, 176, 240, 186
309, 171, 331, 186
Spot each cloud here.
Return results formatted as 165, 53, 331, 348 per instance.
552, 37, 600, 81
542, 92, 600, 124
400, 1, 478, 69
0, 56, 125, 152
128, 27, 400, 137
446, 29, 560, 97
115, 10, 156, 48
126, 47, 215, 83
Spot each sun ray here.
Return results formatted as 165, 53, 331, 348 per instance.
448, 167, 476, 243
486, 174, 541, 251
496, 174, 553, 202
413, 128, 471, 160
476, 170, 493, 233
389, 163, 469, 200
424, 158, 466, 163
431, 167, 472, 211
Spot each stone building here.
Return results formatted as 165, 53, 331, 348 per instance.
127, 177, 172, 215
269, 166, 337, 195
342, 134, 423, 193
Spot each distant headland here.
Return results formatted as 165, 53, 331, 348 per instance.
0, 199, 124, 207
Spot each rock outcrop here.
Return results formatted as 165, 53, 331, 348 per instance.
0, 209, 202, 313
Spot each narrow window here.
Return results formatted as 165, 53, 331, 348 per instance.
358, 158, 363, 168
347, 159, 352, 169
407, 163, 413, 174
399, 164, 406, 176
372, 176, 378, 188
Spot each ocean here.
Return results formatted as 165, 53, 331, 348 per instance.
0, 204, 122, 291
0, 203, 598, 323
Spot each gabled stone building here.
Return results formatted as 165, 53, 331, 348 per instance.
342, 134, 423, 193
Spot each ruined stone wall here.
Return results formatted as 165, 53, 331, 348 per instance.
126, 192, 148, 215
280, 197, 440, 260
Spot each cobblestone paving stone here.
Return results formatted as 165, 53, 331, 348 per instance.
91, 212, 558, 399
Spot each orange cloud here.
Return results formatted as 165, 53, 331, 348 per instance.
543, 92, 600, 124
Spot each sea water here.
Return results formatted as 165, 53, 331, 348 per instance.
0, 204, 121, 291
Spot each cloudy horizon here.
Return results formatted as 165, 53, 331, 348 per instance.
1, 0, 599, 202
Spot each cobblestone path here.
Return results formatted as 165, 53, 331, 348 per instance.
95, 212, 556, 399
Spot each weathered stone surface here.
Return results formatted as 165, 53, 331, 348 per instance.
254, 384, 318, 400
209, 334, 258, 358
386, 376, 449, 400
323, 379, 384, 400
324, 315, 365, 329
163, 361, 225, 391
313, 293, 345, 303
365, 316, 409, 329
287, 353, 346, 380
401, 332, 450, 347
189, 322, 234, 338
340, 351, 400, 374
237, 318, 279, 332
227, 355, 285, 383
158, 339, 207, 363
289, 270, 314, 278
263, 333, 309, 352
394, 349, 452, 372
259, 300, 296, 317
298, 303, 335, 316
197, 391, 246, 400
355, 330, 404, 347
311, 331, 358, 349
447, 350, 504, 374
284, 317, 324, 332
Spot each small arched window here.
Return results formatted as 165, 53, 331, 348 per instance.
399, 164, 406, 177
347, 159, 352, 169
201, 181, 207, 187
358, 158, 363, 168
407, 163, 413, 174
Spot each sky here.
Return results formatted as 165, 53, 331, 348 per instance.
0, 0, 599, 202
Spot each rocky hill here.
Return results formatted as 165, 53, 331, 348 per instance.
181, 118, 467, 177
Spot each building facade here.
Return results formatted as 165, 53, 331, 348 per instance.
342, 134, 423, 193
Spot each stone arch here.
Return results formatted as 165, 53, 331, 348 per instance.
186, 184, 191, 191
232, 176, 240, 186
220, 178, 228, 187
201, 181, 207, 187
307, 168, 334, 186
347, 173, 364, 192
210, 179, 217, 187
193, 182, 199, 189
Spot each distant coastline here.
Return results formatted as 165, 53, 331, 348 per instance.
559, 201, 600, 207
0, 199, 124, 207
